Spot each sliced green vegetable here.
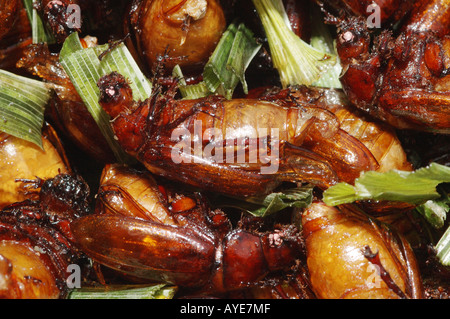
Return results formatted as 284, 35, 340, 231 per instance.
59, 32, 152, 163
436, 226, 450, 266
416, 194, 449, 230
323, 163, 450, 206
309, 7, 342, 89
59, 31, 84, 59
204, 22, 262, 99
67, 284, 177, 299
22, 0, 56, 44
214, 186, 313, 218
203, 22, 239, 96
247, 187, 313, 217
173, 65, 211, 99
174, 21, 261, 100
227, 23, 262, 94
0, 70, 53, 148
416, 200, 448, 229
252, 0, 337, 88
415, 184, 449, 231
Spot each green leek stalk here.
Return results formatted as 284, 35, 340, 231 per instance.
436, 227, 450, 266
22, 0, 56, 44
174, 21, 261, 100
67, 284, 177, 300
213, 186, 313, 218
0, 70, 53, 148
252, 0, 337, 88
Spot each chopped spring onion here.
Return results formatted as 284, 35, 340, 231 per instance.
0, 70, 53, 148
416, 186, 449, 230
174, 21, 261, 100
67, 284, 177, 299
436, 226, 450, 266
59, 32, 152, 163
214, 186, 313, 218
309, 7, 342, 89
252, 0, 337, 88
203, 21, 262, 99
22, 0, 56, 44
172, 65, 210, 99
202, 22, 241, 96
247, 186, 313, 217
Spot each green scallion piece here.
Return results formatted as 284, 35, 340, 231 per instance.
67, 284, 177, 300
22, 0, 56, 44
252, 0, 337, 88
0, 70, 53, 148
436, 226, 450, 266
175, 21, 261, 100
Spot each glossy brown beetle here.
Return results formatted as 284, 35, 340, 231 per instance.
126, 0, 227, 75
332, 0, 450, 133
0, 173, 91, 299
301, 202, 424, 299
71, 164, 304, 294
96, 71, 381, 198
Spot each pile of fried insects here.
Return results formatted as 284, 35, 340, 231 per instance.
0, 0, 449, 299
